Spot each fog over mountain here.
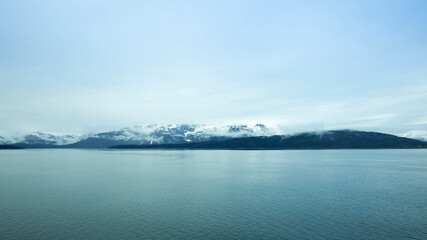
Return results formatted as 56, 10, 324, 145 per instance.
0, 124, 279, 148
1, 123, 426, 149
111, 130, 427, 150
401, 131, 427, 142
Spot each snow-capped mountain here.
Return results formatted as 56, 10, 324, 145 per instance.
8, 124, 279, 148
11, 131, 83, 145
86, 124, 278, 146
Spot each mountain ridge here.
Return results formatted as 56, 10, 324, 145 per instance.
110, 130, 427, 150
6, 124, 277, 148
2, 125, 426, 149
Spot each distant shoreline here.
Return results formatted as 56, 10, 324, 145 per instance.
108, 146, 427, 150
0, 145, 24, 150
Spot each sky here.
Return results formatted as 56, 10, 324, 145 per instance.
1, 0, 427, 137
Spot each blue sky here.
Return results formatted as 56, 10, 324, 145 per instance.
0, 0, 426, 136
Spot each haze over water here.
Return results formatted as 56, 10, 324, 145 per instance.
0, 149, 426, 239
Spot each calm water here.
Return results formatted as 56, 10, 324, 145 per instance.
0, 150, 426, 240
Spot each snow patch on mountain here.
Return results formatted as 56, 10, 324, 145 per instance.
10, 131, 83, 145
90, 124, 278, 144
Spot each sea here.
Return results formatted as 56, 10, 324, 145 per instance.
0, 149, 426, 239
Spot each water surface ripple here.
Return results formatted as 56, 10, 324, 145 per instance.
0, 149, 426, 239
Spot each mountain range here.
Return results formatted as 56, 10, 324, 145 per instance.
0, 124, 277, 148
111, 130, 427, 150
1, 124, 426, 149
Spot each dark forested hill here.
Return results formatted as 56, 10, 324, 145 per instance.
0, 145, 23, 149
110, 130, 427, 150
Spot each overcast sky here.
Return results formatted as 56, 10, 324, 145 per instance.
1, 0, 426, 136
